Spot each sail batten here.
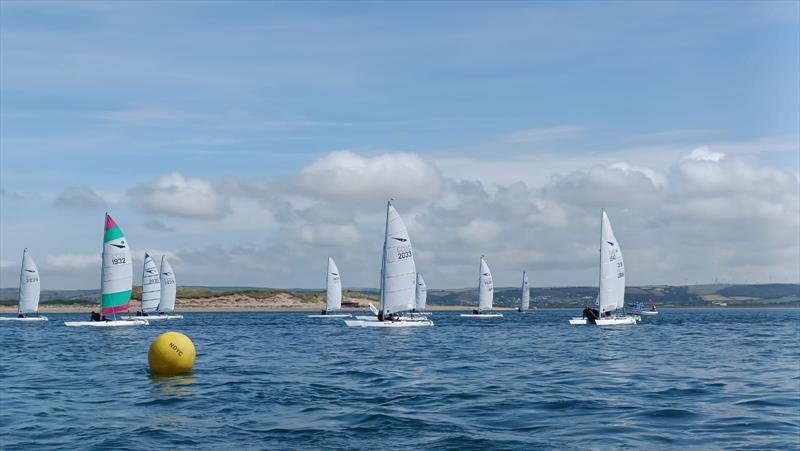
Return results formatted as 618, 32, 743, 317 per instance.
326, 257, 342, 312
101, 214, 133, 315
380, 202, 417, 315
18, 249, 41, 315
478, 257, 494, 311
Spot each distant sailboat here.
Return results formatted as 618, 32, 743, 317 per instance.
413, 272, 431, 315
308, 257, 351, 318
124, 255, 183, 320
634, 297, 659, 316
65, 214, 147, 327
0, 249, 47, 322
570, 210, 637, 326
345, 200, 433, 328
517, 271, 530, 313
461, 256, 503, 318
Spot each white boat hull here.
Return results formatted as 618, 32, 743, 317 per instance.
595, 316, 637, 326
120, 314, 183, 321
569, 317, 588, 325
64, 319, 148, 327
345, 319, 433, 328
637, 311, 658, 316
459, 313, 503, 318
0, 316, 48, 322
307, 313, 352, 318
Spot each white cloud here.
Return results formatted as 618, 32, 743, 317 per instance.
130, 172, 230, 219
681, 146, 725, 162
45, 253, 101, 270
456, 219, 500, 243
297, 150, 442, 201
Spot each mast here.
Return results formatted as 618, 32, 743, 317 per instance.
17, 249, 25, 315
325, 257, 330, 312
599, 209, 604, 316
378, 199, 391, 318
102, 213, 107, 319
478, 255, 484, 312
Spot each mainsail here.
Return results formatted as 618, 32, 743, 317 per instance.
140, 252, 161, 313
478, 256, 493, 311
101, 214, 133, 315
326, 257, 342, 312
18, 249, 41, 315
598, 210, 625, 315
379, 201, 417, 315
415, 272, 427, 311
520, 271, 530, 311
159, 256, 177, 313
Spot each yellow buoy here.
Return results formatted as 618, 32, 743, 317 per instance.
148, 331, 196, 375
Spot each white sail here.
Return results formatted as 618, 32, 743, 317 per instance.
415, 272, 427, 311
101, 214, 133, 315
326, 257, 342, 312
478, 256, 493, 311
18, 249, 41, 315
380, 202, 417, 315
159, 256, 177, 313
140, 252, 161, 313
520, 271, 530, 311
598, 210, 625, 315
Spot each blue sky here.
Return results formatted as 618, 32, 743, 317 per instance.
1, 1, 798, 289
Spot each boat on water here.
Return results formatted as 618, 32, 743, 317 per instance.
638, 297, 659, 315
517, 270, 530, 313
569, 210, 637, 326
308, 257, 351, 318
460, 256, 503, 318
411, 272, 431, 315
65, 214, 148, 328
0, 249, 47, 322
123, 255, 183, 321
345, 200, 433, 328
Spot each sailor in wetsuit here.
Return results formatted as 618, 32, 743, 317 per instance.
90, 311, 101, 321
472, 309, 480, 315
582, 307, 600, 324
320, 309, 328, 315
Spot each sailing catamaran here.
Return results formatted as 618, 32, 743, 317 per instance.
308, 257, 351, 318
0, 249, 47, 322
412, 272, 431, 315
569, 210, 637, 326
461, 256, 503, 318
517, 271, 530, 313
65, 214, 148, 327
345, 200, 433, 328
123, 255, 183, 320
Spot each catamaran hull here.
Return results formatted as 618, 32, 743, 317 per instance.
595, 317, 637, 326
569, 317, 588, 325
120, 315, 183, 320
354, 315, 378, 321
345, 319, 433, 328
459, 313, 503, 318
64, 320, 148, 327
0, 316, 48, 322
307, 314, 352, 318
637, 311, 658, 316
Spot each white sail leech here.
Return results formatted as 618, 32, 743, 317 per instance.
380, 203, 417, 316
478, 256, 493, 311
415, 272, 427, 311
159, 256, 177, 313
18, 249, 41, 315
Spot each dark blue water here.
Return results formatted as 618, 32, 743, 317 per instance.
1, 309, 798, 450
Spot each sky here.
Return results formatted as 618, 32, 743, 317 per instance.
1, 1, 798, 290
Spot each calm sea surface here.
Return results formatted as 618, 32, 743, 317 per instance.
1, 309, 798, 450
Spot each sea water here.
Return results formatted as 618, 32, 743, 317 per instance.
1, 309, 798, 450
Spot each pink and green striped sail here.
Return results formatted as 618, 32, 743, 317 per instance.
101, 214, 133, 315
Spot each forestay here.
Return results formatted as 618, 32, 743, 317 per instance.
18, 249, 41, 315
380, 202, 417, 316
141, 252, 161, 313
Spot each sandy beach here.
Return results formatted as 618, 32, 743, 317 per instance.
0, 294, 497, 314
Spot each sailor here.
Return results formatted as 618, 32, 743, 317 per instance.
101, 315, 109, 321
18, 313, 24, 318
320, 309, 327, 315
472, 309, 480, 314
90, 311, 101, 321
